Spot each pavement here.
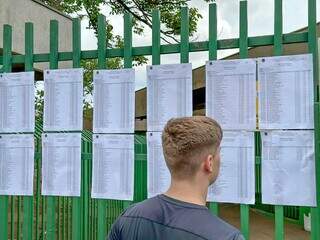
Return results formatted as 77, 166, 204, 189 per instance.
219, 204, 310, 240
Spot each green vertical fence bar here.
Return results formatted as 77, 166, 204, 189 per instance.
62, 197, 65, 240
124, 12, 133, 69
273, 0, 284, 239
35, 147, 41, 239
152, 9, 161, 65
0, 24, 12, 240
69, 197, 72, 239
123, 12, 133, 210
57, 197, 61, 240
97, 14, 107, 240
11, 197, 15, 240
239, 1, 250, 239
83, 152, 89, 240
180, 7, 189, 63
208, 2, 219, 216
17, 198, 21, 239
309, 0, 320, 237
72, 17, 82, 240
7, 24, 14, 240
88, 146, 93, 240
46, 19, 59, 240
23, 22, 34, 240
42, 196, 45, 240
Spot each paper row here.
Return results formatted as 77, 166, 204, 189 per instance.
206, 54, 314, 130
0, 68, 136, 133
43, 68, 136, 133
147, 131, 316, 206
0, 53, 314, 133
1, 131, 314, 206
147, 54, 314, 132
0, 133, 134, 200
42, 133, 134, 199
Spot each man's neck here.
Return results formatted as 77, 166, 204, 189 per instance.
164, 179, 208, 206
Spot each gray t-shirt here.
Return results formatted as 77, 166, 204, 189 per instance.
108, 194, 245, 240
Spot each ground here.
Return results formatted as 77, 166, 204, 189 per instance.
220, 204, 310, 240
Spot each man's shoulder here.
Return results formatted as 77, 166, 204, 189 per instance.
121, 196, 163, 219
200, 212, 244, 240
120, 197, 243, 240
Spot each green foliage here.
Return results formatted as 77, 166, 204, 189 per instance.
40, 0, 214, 44
35, 87, 44, 122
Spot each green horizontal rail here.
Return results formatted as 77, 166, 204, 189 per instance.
0, 32, 309, 65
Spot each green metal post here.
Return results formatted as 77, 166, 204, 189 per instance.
69, 198, 72, 240
124, 12, 133, 69
152, 10, 161, 65
97, 14, 107, 240
11, 197, 15, 240
17, 198, 21, 240
239, 1, 250, 239
2, 24, 12, 73
273, 1, 285, 240
23, 22, 34, 240
123, 12, 133, 210
88, 150, 93, 240
57, 197, 61, 240
0, 24, 12, 240
36, 144, 41, 240
46, 20, 59, 240
83, 151, 89, 240
309, 0, 320, 238
72, 18, 82, 240
62, 197, 65, 240
180, 7, 189, 63
208, 2, 219, 216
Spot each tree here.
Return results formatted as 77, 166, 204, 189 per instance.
40, 0, 212, 42
36, 0, 213, 120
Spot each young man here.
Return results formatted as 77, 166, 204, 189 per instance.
108, 116, 245, 240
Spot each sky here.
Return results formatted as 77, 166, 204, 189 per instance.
79, 0, 320, 90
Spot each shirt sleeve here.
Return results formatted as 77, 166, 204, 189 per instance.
232, 232, 246, 240
107, 204, 136, 240
107, 218, 120, 240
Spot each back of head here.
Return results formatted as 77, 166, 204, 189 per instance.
162, 116, 222, 180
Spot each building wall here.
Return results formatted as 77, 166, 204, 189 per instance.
0, 0, 73, 70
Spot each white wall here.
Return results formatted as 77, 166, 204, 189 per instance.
0, 0, 73, 70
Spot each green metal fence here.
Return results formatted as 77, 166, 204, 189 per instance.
4, 120, 147, 240
0, 0, 319, 239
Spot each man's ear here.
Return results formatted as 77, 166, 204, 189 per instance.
203, 154, 214, 173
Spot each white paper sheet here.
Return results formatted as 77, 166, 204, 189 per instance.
206, 59, 256, 130
0, 134, 34, 195
0, 72, 35, 133
93, 69, 135, 133
258, 54, 314, 130
147, 132, 171, 198
91, 134, 134, 200
43, 69, 83, 131
147, 63, 193, 132
261, 130, 316, 206
41, 133, 81, 196
208, 131, 255, 204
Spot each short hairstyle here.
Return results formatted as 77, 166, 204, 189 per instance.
162, 116, 223, 179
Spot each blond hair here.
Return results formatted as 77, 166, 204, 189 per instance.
162, 116, 222, 179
